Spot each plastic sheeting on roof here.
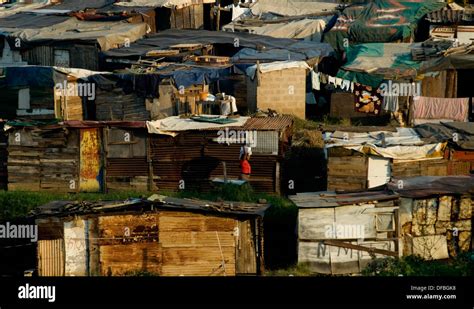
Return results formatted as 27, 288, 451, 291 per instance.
415, 122, 474, 150
336, 43, 423, 87
326, 127, 424, 148
115, 0, 214, 9
0, 1, 50, 18
250, 0, 338, 16
246, 60, 310, 79
50, 0, 116, 11
4, 19, 148, 51
388, 176, 474, 198
323, 0, 445, 54
226, 18, 328, 42
325, 127, 448, 160
0, 66, 66, 88
232, 48, 310, 63
347, 142, 446, 160
102, 29, 334, 60
146, 116, 250, 136
0, 13, 70, 29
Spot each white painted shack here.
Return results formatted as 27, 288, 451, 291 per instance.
290, 191, 400, 275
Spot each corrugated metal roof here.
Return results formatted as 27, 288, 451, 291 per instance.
201, 115, 293, 131
388, 176, 474, 198
32, 196, 270, 218
290, 190, 399, 208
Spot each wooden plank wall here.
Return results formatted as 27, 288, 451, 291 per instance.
97, 213, 161, 276
171, 5, 204, 29
235, 219, 257, 275
7, 128, 80, 192
159, 211, 237, 276
97, 211, 240, 276
327, 156, 368, 191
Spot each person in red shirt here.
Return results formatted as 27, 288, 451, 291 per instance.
240, 151, 251, 181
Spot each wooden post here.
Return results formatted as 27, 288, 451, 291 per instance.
216, 1, 221, 31
223, 161, 227, 184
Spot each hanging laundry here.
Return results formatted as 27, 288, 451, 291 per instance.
341, 79, 351, 91
353, 83, 383, 115
328, 76, 336, 86
382, 95, 399, 112
335, 77, 343, 88
320, 73, 328, 84
350, 82, 354, 92
311, 70, 320, 91
411, 96, 469, 125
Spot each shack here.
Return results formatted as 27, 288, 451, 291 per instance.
147, 115, 293, 194
0, 12, 148, 70
34, 196, 269, 276
87, 63, 233, 121
5, 121, 146, 193
104, 124, 151, 192
114, 0, 215, 31
388, 176, 474, 259
325, 124, 474, 192
222, 0, 337, 42
0, 66, 103, 121
6, 121, 102, 192
290, 190, 400, 274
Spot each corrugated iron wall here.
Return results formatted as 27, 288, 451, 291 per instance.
38, 239, 65, 277
150, 131, 281, 193
105, 128, 150, 192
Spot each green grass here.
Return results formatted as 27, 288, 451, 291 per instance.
292, 115, 353, 134
0, 185, 297, 222
362, 253, 474, 276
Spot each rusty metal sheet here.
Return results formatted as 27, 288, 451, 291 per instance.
38, 239, 65, 276
80, 128, 102, 192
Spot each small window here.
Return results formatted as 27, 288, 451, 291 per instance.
375, 213, 395, 232
54, 49, 70, 68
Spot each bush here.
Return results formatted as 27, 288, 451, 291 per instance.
362, 253, 474, 276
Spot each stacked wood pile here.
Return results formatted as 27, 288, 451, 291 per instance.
400, 195, 473, 259
7, 127, 79, 192
95, 88, 150, 121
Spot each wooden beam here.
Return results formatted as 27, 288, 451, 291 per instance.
323, 239, 398, 257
